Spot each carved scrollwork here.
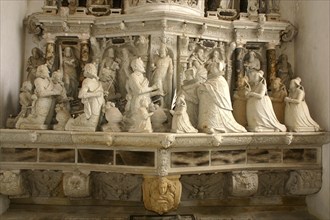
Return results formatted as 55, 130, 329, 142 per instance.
0, 170, 25, 196
281, 23, 298, 42
25, 13, 43, 36
285, 170, 322, 195
143, 175, 182, 215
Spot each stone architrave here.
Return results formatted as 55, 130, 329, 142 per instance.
230, 171, 258, 197
285, 170, 322, 195
143, 175, 182, 215
63, 171, 90, 198
0, 170, 25, 196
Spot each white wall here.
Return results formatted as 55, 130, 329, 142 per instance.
293, 1, 330, 219
0, 0, 28, 127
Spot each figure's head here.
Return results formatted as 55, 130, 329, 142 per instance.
159, 44, 167, 58
271, 77, 282, 90
131, 57, 145, 73
197, 48, 204, 59
213, 50, 220, 58
32, 47, 42, 58
248, 51, 256, 61
279, 54, 288, 63
248, 70, 264, 83
64, 47, 73, 57
158, 178, 168, 195
52, 70, 63, 83
21, 81, 33, 92
36, 64, 50, 79
290, 77, 301, 90
83, 63, 98, 79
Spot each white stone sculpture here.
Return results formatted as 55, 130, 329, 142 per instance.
62, 46, 79, 99
170, 94, 198, 133
65, 63, 105, 131
244, 51, 261, 74
51, 69, 70, 105
53, 103, 71, 131
269, 77, 287, 124
151, 43, 174, 109
99, 48, 121, 101
180, 69, 201, 127
276, 54, 294, 89
284, 77, 321, 132
46, 43, 55, 71
246, 69, 286, 132
197, 62, 247, 134
150, 104, 168, 132
233, 75, 250, 127
102, 101, 123, 132
14, 81, 34, 124
118, 47, 131, 98
129, 96, 153, 133
16, 64, 61, 130
188, 48, 208, 83
26, 47, 45, 84
125, 57, 161, 126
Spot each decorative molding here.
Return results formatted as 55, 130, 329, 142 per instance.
63, 171, 90, 198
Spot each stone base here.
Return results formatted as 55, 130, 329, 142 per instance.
0, 195, 10, 215
1, 202, 317, 220
19, 123, 49, 130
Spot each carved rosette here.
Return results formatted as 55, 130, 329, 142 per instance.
143, 175, 182, 215
0, 170, 24, 196
230, 171, 258, 197
285, 170, 322, 195
63, 171, 90, 198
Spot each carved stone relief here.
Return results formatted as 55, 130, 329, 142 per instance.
229, 171, 258, 197
0, 170, 25, 196
63, 171, 90, 198
26, 170, 63, 197
285, 170, 322, 195
92, 172, 142, 201
143, 175, 182, 215
181, 173, 225, 200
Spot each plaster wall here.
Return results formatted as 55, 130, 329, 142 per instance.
0, 0, 28, 127
293, 1, 330, 219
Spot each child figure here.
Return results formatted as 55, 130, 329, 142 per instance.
14, 81, 34, 127
129, 97, 153, 133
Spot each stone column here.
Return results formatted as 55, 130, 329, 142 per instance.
266, 42, 277, 85
233, 42, 246, 90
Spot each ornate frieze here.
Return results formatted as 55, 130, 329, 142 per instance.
26, 170, 63, 197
